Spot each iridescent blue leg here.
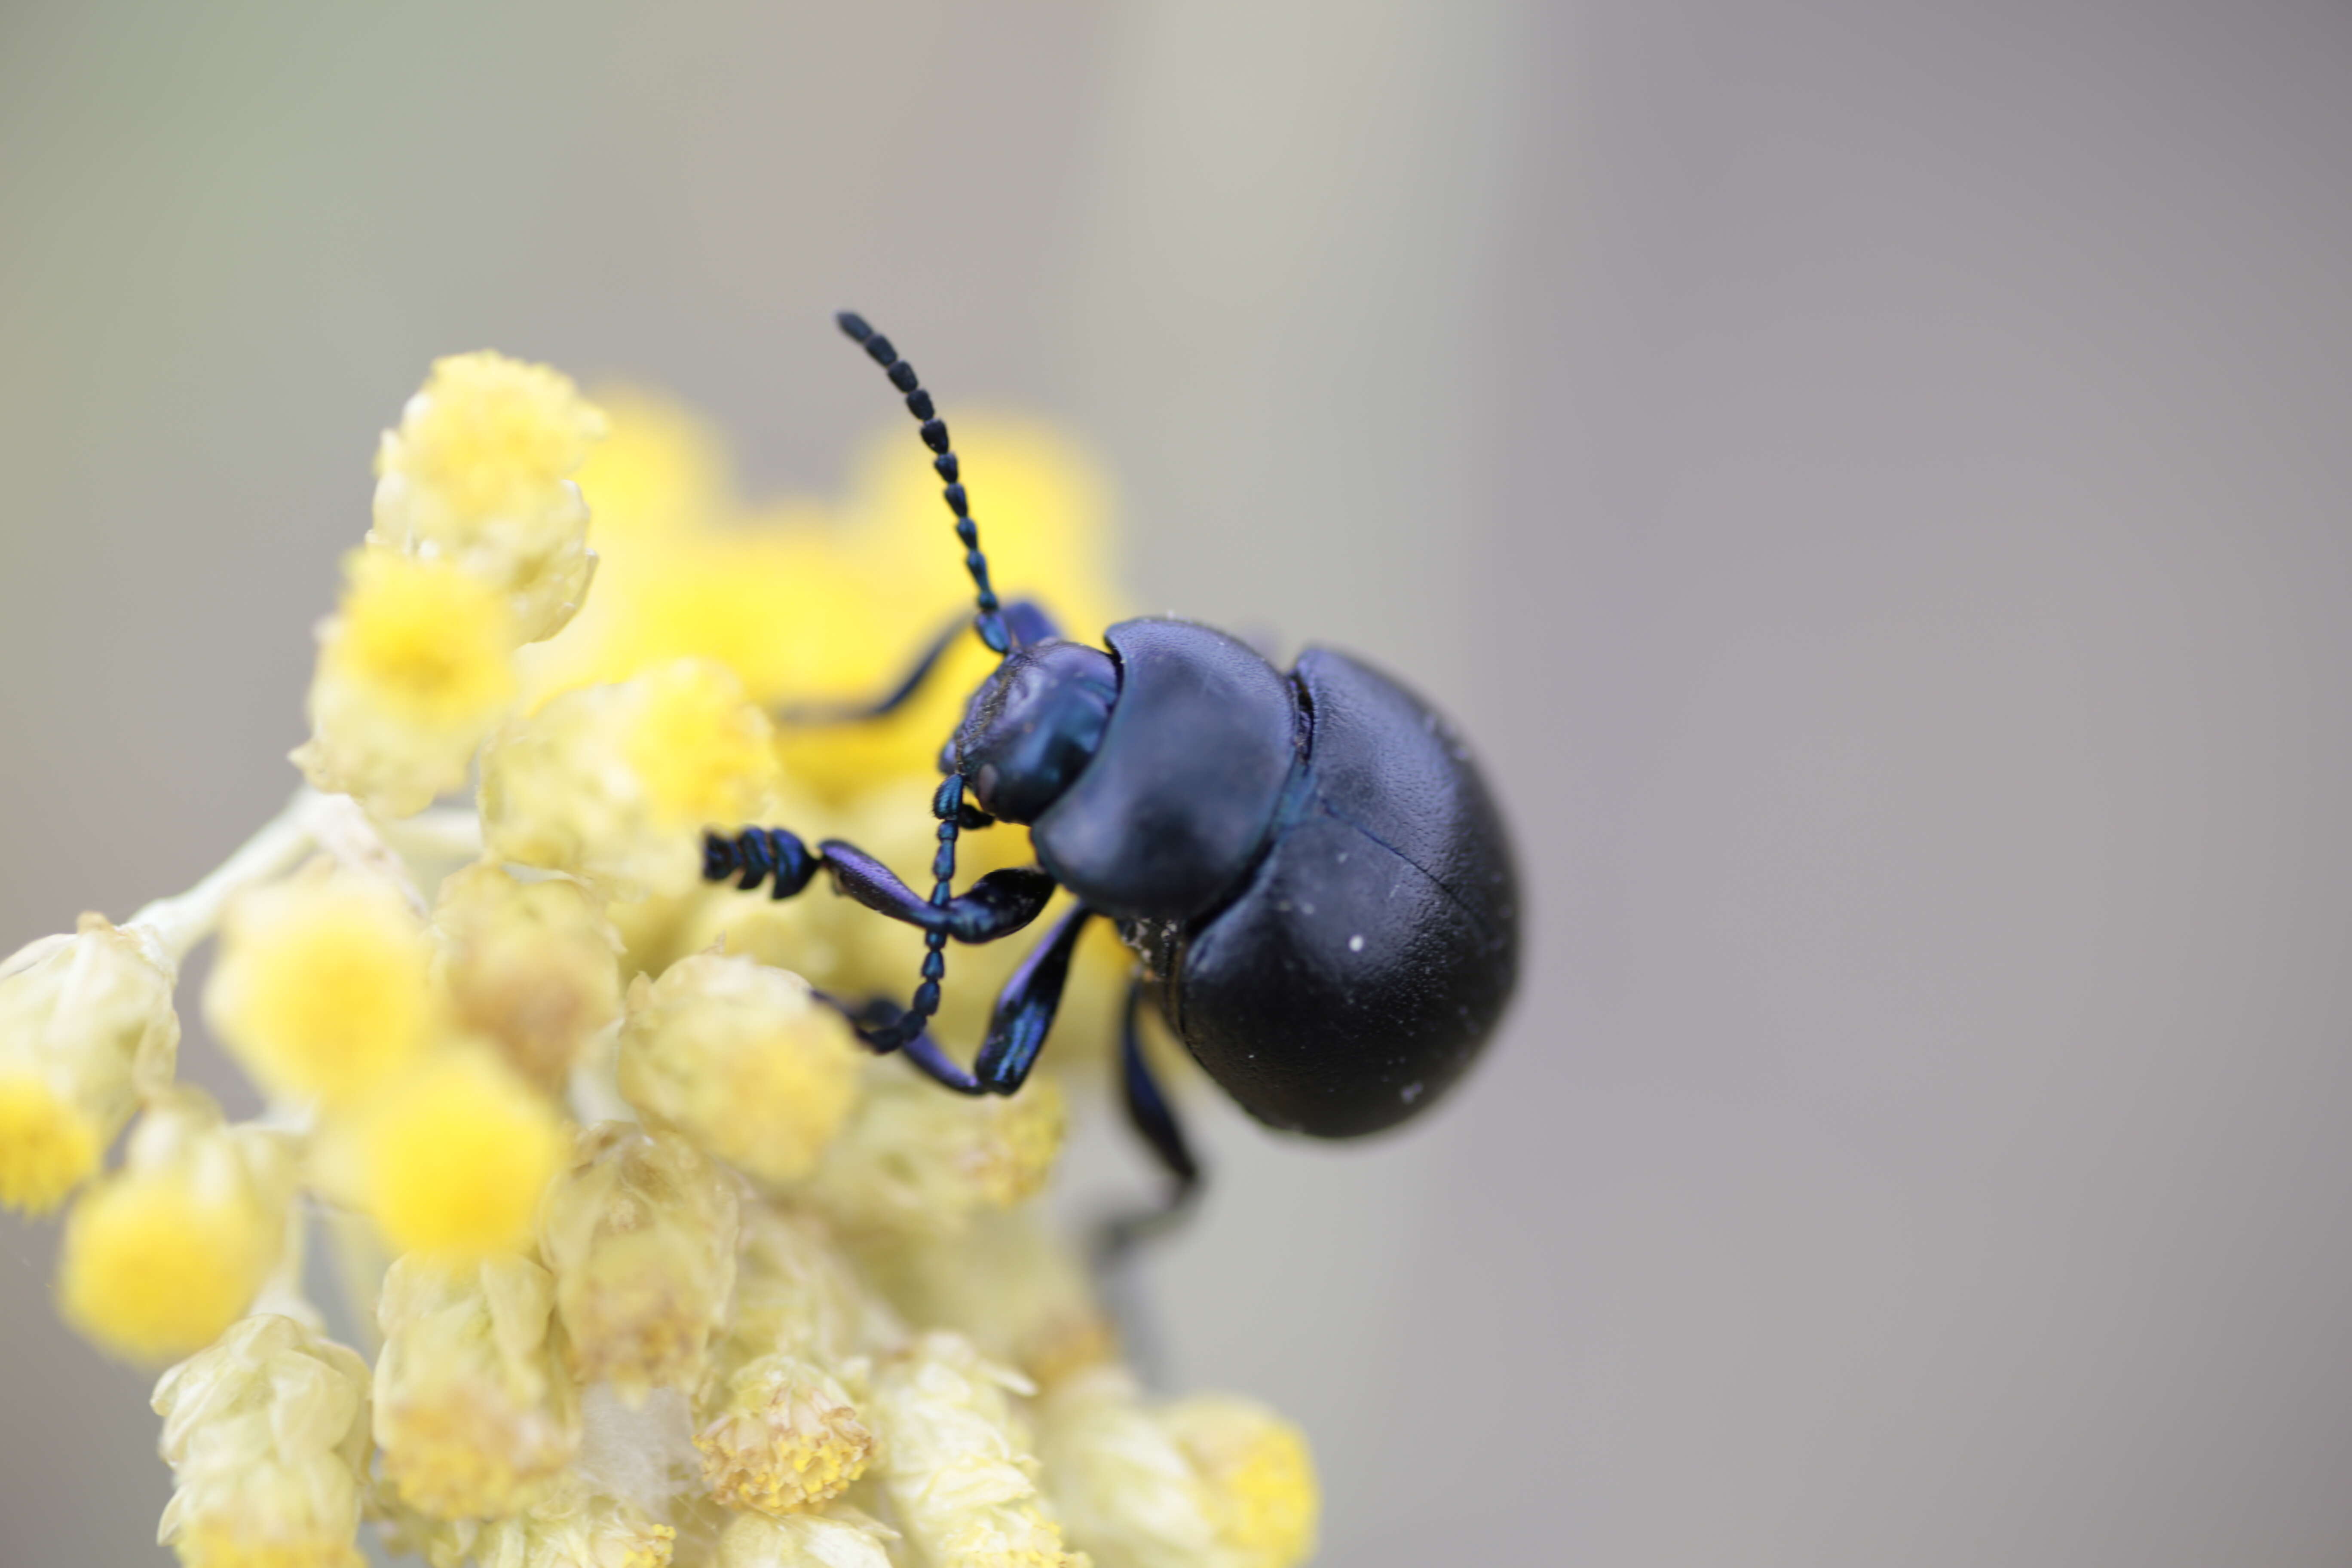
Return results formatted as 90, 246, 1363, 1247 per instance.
972, 905, 1097, 1093
1115, 975, 1200, 1197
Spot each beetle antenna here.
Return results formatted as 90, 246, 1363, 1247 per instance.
835, 311, 1010, 655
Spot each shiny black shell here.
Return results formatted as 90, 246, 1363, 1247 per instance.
1040, 619, 1519, 1138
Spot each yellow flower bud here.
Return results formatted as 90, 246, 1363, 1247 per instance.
800, 1065, 1065, 1239
539, 1123, 738, 1402
0, 913, 179, 1214
204, 867, 434, 1106
615, 953, 862, 1185
868, 1331, 1083, 1568
432, 863, 623, 1092
58, 1091, 293, 1364
481, 661, 781, 900
1155, 1396, 1317, 1568
153, 1315, 372, 1568
469, 1476, 677, 1568
857, 1206, 1114, 1391
713, 1508, 898, 1568
374, 1253, 581, 1519
371, 351, 608, 644
1037, 1367, 1222, 1568
355, 1049, 566, 1259
726, 1204, 897, 1367
292, 550, 520, 817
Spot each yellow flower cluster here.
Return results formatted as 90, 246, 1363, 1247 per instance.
0, 361, 1318, 1568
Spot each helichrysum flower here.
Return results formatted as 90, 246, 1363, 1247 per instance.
374, 1253, 582, 1519
354, 1048, 565, 1258
692, 1205, 887, 1519
712, 1508, 899, 1568
153, 1314, 374, 1568
481, 660, 781, 900
857, 1205, 1115, 1391
205, 866, 435, 1106
58, 1089, 295, 1364
431, 862, 623, 1092
468, 1476, 677, 1568
615, 952, 863, 1185
293, 550, 521, 818
868, 1331, 1084, 1568
800, 1062, 1067, 1239
538, 1123, 739, 1403
371, 350, 609, 644
0, 913, 179, 1215
1038, 1373, 1317, 1568
1153, 1397, 1318, 1568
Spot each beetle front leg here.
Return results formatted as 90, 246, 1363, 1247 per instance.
971, 905, 1098, 1093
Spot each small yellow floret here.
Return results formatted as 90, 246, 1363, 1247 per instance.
615, 953, 863, 1184
0, 1072, 100, 1215
697, 1353, 874, 1516
60, 1175, 269, 1362
870, 1332, 1083, 1568
432, 864, 623, 1092
358, 1051, 564, 1257
205, 871, 433, 1104
802, 1066, 1066, 1238
714, 1510, 898, 1568
1158, 1396, 1319, 1568
371, 350, 608, 644
333, 550, 518, 723
480, 661, 781, 899
383, 352, 606, 524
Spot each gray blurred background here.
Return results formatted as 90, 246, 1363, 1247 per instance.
5, 0, 2351, 1562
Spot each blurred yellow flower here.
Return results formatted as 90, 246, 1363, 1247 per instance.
294, 551, 519, 817
372, 350, 607, 643
58, 1091, 293, 1364
431, 863, 623, 1093
205, 868, 435, 1105
355, 1050, 564, 1258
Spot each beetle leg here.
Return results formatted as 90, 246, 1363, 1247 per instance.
1114, 974, 1201, 1198
817, 840, 1057, 942
775, 597, 1062, 725
971, 904, 1098, 1093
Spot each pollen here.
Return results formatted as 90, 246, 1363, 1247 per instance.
205, 870, 433, 1105
356, 1050, 564, 1258
695, 1354, 875, 1516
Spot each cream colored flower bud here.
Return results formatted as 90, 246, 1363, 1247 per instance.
371, 350, 608, 644
616, 953, 862, 1185
293, 549, 520, 817
153, 1314, 373, 1568
1037, 1366, 1222, 1568
725, 1204, 899, 1368
869, 1331, 1084, 1568
470, 1475, 678, 1568
714, 1508, 898, 1568
58, 1089, 295, 1364
434, 863, 624, 1091
857, 1206, 1114, 1391
480, 661, 781, 899
799, 1066, 1066, 1240
0, 913, 178, 1215
374, 1253, 581, 1519
539, 1123, 739, 1402
1155, 1397, 1317, 1568
695, 1350, 872, 1518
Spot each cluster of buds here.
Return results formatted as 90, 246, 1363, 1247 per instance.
0, 358, 1317, 1567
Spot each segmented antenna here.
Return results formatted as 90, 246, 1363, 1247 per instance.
835, 311, 1010, 655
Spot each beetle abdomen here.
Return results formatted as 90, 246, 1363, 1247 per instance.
1165, 649, 1519, 1136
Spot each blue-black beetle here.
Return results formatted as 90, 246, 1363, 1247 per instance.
703, 313, 1519, 1209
